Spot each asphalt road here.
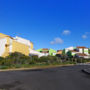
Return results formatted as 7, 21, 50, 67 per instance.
0, 65, 90, 90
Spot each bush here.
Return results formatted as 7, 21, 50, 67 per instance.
19, 56, 31, 64
67, 51, 72, 58
0, 52, 90, 69
6, 52, 31, 65
32, 55, 39, 62
29, 60, 36, 64
77, 58, 84, 63
39, 56, 60, 64
39, 56, 49, 63
6, 52, 25, 61
0, 57, 5, 60
0, 66, 9, 69
0, 57, 5, 65
15, 64, 22, 68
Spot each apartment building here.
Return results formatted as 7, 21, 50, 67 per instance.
64, 46, 89, 58
77, 46, 89, 55
0, 33, 33, 57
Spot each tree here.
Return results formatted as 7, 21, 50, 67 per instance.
89, 49, 90, 54
67, 51, 72, 58
62, 49, 65, 55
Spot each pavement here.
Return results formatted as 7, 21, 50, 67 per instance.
82, 68, 90, 74
0, 65, 90, 90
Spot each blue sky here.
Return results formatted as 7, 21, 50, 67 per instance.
0, 0, 90, 50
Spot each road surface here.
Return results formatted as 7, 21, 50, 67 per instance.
0, 65, 90, 90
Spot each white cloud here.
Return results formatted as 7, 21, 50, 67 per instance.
82, 32, 90, 39
82, 35, 87, 39
85, 32, 90, 34
62, 30, 71, 35
50, 37, 63, 45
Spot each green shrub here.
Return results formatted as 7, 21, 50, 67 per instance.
76, 58, 84, 63
67, 51, 72, 58
39, 56, 60, 64
0, 66, 9, 69
32, 55, 39, 62
19, 56, 31, 64
39, 56, 49, 63
1, 52, 89, 69
6, 52, 25, 62
6, 52, 31, 65
0, 57, 5, 60
15, 64, 22, 68
0, 57, 5, 65
29, 60, 36, 64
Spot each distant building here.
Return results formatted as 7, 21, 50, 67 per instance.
65, 46, 76, 53
37, 48, 56, 56
77, 46, 89, 55
29, 49, 46, 57
70, 50, 79, 56
75, 53, 89, 59
64, 46, 89, 58
57, 50, 62, 55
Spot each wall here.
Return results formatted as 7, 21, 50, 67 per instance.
0, 33, 12, 57
72, 52, 77, 56
49, 49, 56, 56
14, 36, 33, 50
14, 36, 31, 46
84, 49, 89, 55
65, 47, 75, 53
30, 42, 33, 49
0, 33, 8, 38
9, 38, 13, 53
0, 33, 33, 56
12, 40, 30, 56
0, 38, 7, 56
79, 49, 83, 53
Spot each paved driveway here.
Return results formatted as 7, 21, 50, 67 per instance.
0, 65, 90, 90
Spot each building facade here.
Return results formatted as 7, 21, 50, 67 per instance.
37, 48, 56, 56
0, 33, 33, 57
64, 46, 89, 58
77, 46, 89, 55
65, 46, 76, 53
56, 50, 62, 55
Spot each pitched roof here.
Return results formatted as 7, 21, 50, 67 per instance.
42, 48, 49, 50
77, 46, 87, 49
